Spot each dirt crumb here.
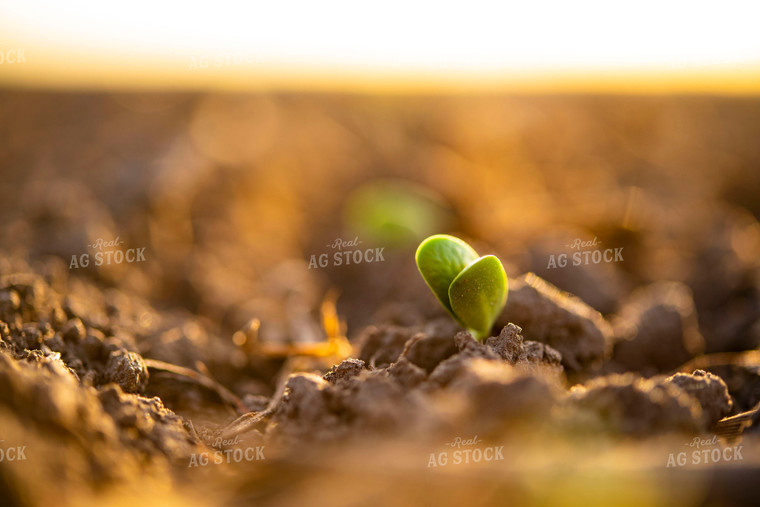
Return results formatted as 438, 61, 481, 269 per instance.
454, 331, 501, 360
665, 370, 733, 428
97, 384, 199, 461
612, 282, 704, 375
486, 323, 563, 371
497, 273, 612, 376
387, 357, 427, 388
565, 373, 703, 436
357, 325, 416, 368
323, 358, 366, 384
447, 358, 559, 428
272, 373, 343, 442
105, 350, 149, 394
400, 331, 458, 373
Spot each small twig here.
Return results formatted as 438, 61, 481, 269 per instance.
216, 290, 353, 439
217, 356, 301, 440
218, 408, 275, 441
144, 358, 246, 414
715, 407, 758, 441
679, 350, 760, 372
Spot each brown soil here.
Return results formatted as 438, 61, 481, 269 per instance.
0, 91, 759, 506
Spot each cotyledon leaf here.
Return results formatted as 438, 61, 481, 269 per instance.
448, 255, 508, 340
415, 234, 479, 321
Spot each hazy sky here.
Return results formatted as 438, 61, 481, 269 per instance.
1, 0, 758, 91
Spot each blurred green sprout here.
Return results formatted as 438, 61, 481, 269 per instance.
415, 234, 508, 341
344, 179, 452, 248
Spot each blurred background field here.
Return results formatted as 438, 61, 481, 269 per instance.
1, 91, 759, 345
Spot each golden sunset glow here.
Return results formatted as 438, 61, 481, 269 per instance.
0, 0, 759, 92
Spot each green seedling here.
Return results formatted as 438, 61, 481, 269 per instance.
415, 234, 508, 341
